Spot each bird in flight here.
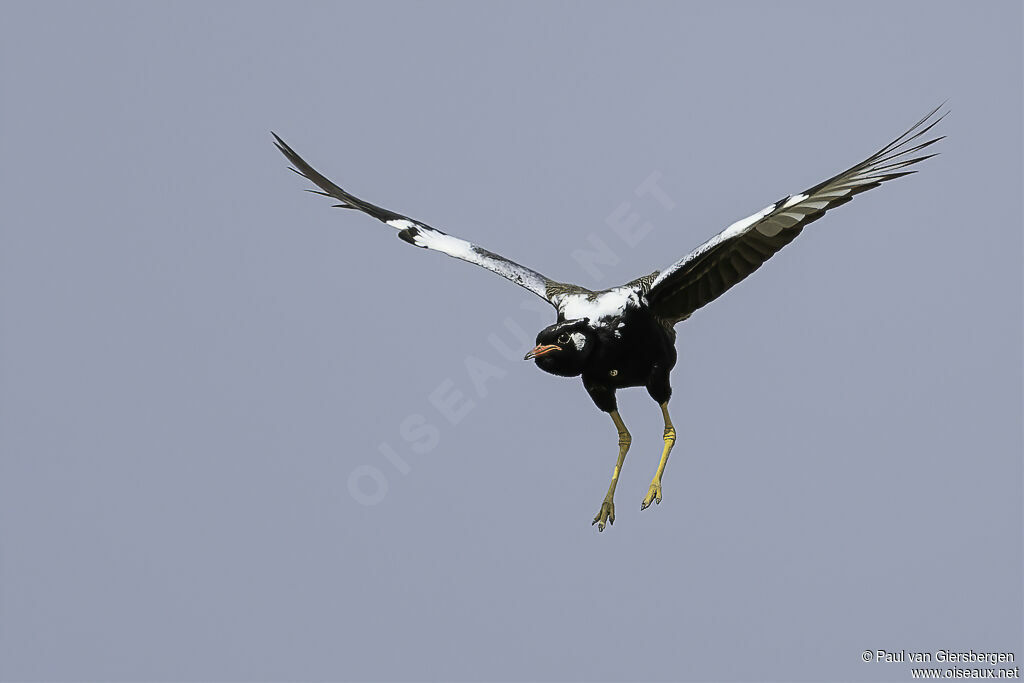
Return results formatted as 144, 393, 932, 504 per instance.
274, 105, 945, 531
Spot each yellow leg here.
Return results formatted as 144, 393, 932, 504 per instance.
592, 410, 631, 532
642, 402, 676, 510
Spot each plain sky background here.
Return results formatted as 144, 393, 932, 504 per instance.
1, 2, 1021, 681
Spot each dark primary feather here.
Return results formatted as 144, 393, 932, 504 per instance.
645, 105, 947, 324
272, 133, 405, 223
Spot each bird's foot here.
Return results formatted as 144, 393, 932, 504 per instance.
592, 497, 615, 532
641, 480, 662, 510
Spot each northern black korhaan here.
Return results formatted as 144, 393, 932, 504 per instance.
274, 105, 946, 531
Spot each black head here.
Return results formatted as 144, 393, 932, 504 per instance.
524, 319, 596, 377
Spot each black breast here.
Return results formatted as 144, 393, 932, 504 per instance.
584, 306, 676, 390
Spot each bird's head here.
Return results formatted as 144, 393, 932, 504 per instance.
524, 319, 595, 377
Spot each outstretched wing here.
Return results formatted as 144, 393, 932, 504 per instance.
273, 134, 563, 306
645, 105, 947, 324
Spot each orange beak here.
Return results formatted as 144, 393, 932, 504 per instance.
524, 344, 561, 360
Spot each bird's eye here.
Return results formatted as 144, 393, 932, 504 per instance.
557, 333, 571, 345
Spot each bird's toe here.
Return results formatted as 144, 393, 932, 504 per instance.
592, 499, 615, 532
641, 481, 662, 510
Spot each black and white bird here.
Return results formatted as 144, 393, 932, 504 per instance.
274, 105, 945, 531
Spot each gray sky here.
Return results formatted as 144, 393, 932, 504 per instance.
1, 1, 1021, 681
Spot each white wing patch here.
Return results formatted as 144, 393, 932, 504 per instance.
384, 218, 552, 298
557, 287, 640, 326
388, 218, 474, 257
